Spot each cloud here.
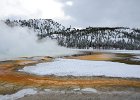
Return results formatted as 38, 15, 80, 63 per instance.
65, 1, 73, 6
60, 0, 140, 28
0, 0, 140, 28
0, 0, 71, 20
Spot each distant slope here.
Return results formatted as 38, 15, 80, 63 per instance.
4, 19, 65, 36
52, 27, 140, 50
3, 19, 140, 50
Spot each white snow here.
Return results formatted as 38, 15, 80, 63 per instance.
76, 49, 140, 54
100, 50, 140, 54
136, 56, 140, 59
73, 88, 97, 93
44, 89, 52, 92
81, 88, 97, 93
134, 56, 140, 60
0, 88, 37, 100
73, 88, 80, 91
20, 58, 140, 78
131, 56, 140, 61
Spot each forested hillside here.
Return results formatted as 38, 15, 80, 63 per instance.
4, 19, 65, 35
51, 27, 140, 50
4, 19, 140, 50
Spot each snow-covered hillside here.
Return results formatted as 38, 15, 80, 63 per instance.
54, 27, 140, 50
3, 19, 140, 50
4, 19, 65, 35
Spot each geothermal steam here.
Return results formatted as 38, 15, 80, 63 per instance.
0, 22, 77, 60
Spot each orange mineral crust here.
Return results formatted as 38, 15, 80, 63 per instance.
66, 53, 117, 61
0, 57, 140, 89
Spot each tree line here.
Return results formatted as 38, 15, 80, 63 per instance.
4, 19, 140, 50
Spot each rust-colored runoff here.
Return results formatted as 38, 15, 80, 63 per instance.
0, 57, 140, 89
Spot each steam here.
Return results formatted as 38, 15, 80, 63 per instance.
0, 22, 77, 60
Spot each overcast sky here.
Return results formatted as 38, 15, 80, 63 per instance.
0, 0, 140, 28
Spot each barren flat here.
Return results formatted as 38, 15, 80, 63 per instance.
18, 90, 140, 100
0, 52, 140, 100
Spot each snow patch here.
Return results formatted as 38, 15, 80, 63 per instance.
44, 89, 52, 92
81, 88, 97, 93
73, 88, 80, 91
101, 50, 140, 54
20, 58, 140, 78
0, 88, 37, 100
131, 56, 140, 61
76, 49, 140, 54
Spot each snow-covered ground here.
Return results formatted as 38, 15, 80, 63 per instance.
0, 88, 37, 100
0, 87, 98, 100
1, 87, 139, 100
20, 58, 140, 78
131, 56, 140, 61
98, 50, 140, 55
75, 49, 140, 54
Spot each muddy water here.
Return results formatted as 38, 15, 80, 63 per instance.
0, 53, 140, 95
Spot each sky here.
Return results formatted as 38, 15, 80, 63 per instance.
0, 0, 140, 28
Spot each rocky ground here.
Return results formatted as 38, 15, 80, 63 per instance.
18, 90, 140, 100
